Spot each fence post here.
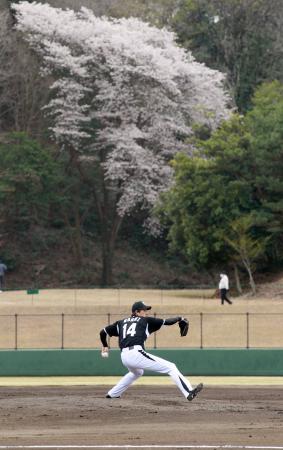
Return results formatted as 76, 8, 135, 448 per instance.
15, 314, 18, 350
246, 312, 249, 349
154, 312, 157, 348
107, 313, 111, 348
200, 312, 203, 349
61, 313, 64, 350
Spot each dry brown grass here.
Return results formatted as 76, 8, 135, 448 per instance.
0, 288, 282, 349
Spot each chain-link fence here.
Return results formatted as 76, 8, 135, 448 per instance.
0, 312, 282, 349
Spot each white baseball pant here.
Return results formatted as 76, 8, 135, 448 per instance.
107, 345, 193, 398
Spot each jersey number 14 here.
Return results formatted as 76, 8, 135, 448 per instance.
122, 323, 137, 338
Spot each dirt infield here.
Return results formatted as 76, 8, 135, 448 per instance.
0, 385, 282, 448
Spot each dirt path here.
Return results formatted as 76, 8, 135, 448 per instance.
0, 385, 282, 447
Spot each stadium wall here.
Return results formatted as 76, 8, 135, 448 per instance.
0, 349, 283, 376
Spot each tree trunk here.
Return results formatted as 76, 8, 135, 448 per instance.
73, 200, 83, 266
247, 267, 257, 295
100, 214, 123, 286
233, 263, 242, 295
101, 237, 114, 286
62, 202, 83, 267
71, 147, 123, 285
242, 258, 257, 295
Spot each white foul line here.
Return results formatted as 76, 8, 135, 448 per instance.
0, 446, 283, 449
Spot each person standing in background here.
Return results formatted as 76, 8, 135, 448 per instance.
219, 273, 232, 305
0, 261, 7, 292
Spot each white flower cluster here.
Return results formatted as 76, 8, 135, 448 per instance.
14, 2, 231, 227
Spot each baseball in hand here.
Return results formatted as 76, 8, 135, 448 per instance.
101, 351, 109, 358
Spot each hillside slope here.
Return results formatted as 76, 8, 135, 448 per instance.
4, 233, 212, 290
4, 228, 281, 293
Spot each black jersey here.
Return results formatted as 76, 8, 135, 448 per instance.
104, 316, 164, 349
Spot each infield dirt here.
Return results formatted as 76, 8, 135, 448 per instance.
0, 385, 282, 447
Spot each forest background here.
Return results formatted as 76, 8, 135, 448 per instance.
0, 0, 282, 293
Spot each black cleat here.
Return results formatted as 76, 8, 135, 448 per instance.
106, 394, 120, 398
187, 383, 203, 401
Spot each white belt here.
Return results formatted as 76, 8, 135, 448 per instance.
121, 345, 143, 352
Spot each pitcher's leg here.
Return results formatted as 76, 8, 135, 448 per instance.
107, 368, 144, 398
135, 350, 193, 399
166, 361, 193, 398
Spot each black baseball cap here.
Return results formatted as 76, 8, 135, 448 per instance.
131, 301, 151, 313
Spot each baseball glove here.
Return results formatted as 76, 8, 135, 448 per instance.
179, 318, 189, 337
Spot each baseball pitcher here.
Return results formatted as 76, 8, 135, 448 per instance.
99, 301, 203, 401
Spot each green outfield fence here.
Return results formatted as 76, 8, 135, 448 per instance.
0, 312, 282, 349
0, 349, 283, 376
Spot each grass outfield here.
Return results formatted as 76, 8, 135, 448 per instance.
1, 287, 283, 312
0, 288, 282, 349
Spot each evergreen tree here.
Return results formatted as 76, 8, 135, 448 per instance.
173, 0, 283, 112
160, 81, 283, 285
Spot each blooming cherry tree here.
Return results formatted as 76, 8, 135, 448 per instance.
14, 1, 231, 284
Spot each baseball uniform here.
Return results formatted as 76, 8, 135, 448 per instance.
100, 301, 203, 401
